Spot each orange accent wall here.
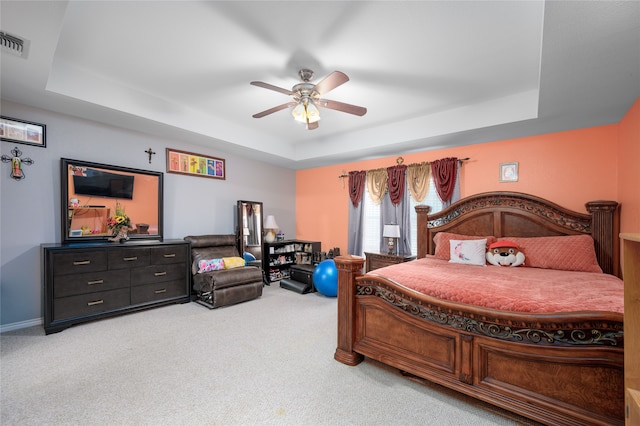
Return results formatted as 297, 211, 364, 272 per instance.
618, 97, 640, 235
296, 124, 622, 254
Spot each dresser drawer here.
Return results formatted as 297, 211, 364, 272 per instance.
130, 262, 185, 285
52, 250, 107, 276
131, 280, 186, 304
108, 247, 150, 269
54, 269, 130, 298
53, 288, 130, 321
150, 245, 188, 265
370, 258, 399, 269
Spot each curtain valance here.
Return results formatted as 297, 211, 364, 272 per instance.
387, 164, 407, 205
341, 157, 467, 206
348, 170, 366, 207
366, 169, 388, 204
431, 157, 458, 203
407, 162, 431, 203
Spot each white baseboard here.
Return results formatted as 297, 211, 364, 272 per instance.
0, 317, 43, 333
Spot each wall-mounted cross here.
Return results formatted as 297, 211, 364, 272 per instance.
1, 146, 34, 180
145, 147, 156, 164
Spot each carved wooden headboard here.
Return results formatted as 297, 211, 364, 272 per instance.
416, 191, 619, 276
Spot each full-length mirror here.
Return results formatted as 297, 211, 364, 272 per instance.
237, 200, 263, 261
61, 158, 163, 243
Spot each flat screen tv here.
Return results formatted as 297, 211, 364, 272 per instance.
72, 169, 135, 199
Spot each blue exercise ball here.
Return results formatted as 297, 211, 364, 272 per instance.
313, 259, 338, 297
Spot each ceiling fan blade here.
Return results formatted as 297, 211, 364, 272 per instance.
250, 81, 294, 96
313, 71, 349, 96
252, 103, 293, 118
318, 99, 367, 116
307, 121, 319, 130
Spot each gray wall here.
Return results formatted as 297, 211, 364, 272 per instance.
0, 100, 296, 329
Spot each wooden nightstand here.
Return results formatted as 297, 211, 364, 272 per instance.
364, 252, 416, 272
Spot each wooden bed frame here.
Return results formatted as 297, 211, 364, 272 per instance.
334, 192, 622, 426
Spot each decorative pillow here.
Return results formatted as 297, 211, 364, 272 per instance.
434, 232, 495, 260
223, 256, 246, 269
504, 235, 602, 273
243, 252, 256, 262
197, 258, 224, 273
486, 240, 526, 267
449, 239, 488, 266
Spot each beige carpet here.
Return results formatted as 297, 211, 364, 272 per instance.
1, 284, 541, 425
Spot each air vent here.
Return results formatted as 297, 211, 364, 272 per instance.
1, 31, 29, 58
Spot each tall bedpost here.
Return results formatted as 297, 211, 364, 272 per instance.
586, 200, 619, 277
334, 255, 365, 366
415, 205, 432, 259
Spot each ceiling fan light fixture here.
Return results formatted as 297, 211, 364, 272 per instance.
291, 97, 321, 124
252, 69, 366, 130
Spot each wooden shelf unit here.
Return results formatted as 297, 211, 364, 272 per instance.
263, 240, 320, 283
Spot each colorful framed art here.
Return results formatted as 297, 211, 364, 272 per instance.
166, 148, 226, 180
0, 116, 46, 148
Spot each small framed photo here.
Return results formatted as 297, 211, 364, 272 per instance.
166, 148, 225, 180
0, 116, 46, 148
499, 162, 519, 182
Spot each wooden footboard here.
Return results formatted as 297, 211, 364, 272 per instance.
335, 255, 624, 426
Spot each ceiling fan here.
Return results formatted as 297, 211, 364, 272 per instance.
250, 69, 367, 130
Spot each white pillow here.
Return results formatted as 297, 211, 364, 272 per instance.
449, 239, 487, 266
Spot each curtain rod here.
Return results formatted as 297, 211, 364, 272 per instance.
338, 157, 470, 180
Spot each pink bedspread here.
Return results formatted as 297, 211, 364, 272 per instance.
367, 256, 624, 314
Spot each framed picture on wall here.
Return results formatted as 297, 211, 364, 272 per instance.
166, 148, 226, 180
0, 116, 46, 148
499, 162, 519, 182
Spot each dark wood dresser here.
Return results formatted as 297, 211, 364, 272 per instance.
42, 239, 190, 334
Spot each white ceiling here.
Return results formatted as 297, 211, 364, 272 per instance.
1, 1, 639, 169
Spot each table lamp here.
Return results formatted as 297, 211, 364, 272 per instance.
383, 224, 401, 255
264, 215, 279, 243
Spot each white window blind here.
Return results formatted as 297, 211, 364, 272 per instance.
409, 178, 444, 256
362, 189, 381, 254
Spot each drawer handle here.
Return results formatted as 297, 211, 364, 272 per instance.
154, 271, 167, 277
123, 256, 138, 261
163, 253, 176, 258
87, 279, 104, 285
87, 300, 104, 306
154, 289, 167, 294
73, 260, 91, 266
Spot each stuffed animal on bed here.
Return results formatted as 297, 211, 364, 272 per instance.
486, 240, 526, 267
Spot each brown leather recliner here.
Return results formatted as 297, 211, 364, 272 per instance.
184, 234, 263, 309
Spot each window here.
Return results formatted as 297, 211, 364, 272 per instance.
409, 178, 444, 256
363, 178, 445, 256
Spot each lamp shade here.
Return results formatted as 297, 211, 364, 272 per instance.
306, 101, 320, 123
291, 102, 306, 123
264, 215, 279, 230
383, 224, 400, 238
